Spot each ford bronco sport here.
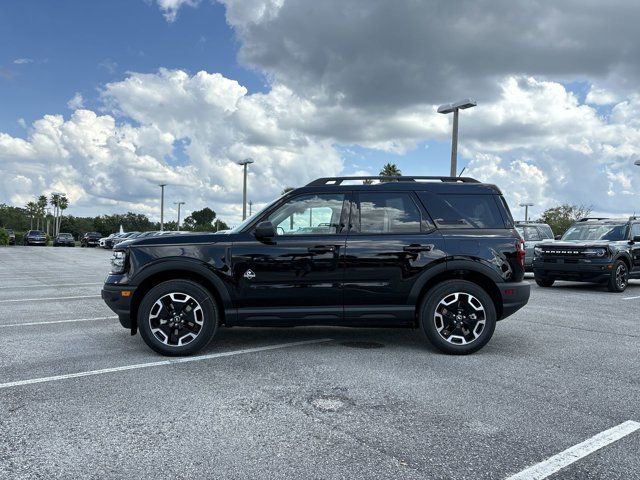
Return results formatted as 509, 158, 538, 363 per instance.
533, 216, 640, 292
102, 176, 530, 356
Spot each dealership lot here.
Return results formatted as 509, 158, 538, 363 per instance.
0, 247, 638, 479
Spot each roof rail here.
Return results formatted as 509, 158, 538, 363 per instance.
306, 176, 481, 186
577, 217, 609, 222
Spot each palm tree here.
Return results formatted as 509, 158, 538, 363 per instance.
57, 196, 69, 235
25, 201, 37, 229
37, 195, 47, 230
379, 163, 402, 182
50, 194, 60, 235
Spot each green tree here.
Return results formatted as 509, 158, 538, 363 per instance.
37, 195, 48, 230
0, 228, 8, 246
182, 207, 227, 231
281, 187, 295, 195
379, 163, 402, 182
25, 201, 38, 229
538, 204, 592, 237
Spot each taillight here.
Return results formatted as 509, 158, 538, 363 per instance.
516, 239, 525, 271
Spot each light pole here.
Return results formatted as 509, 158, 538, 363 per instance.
249, 200, 253, 217
159, 184, 167, 231
437, 99, 477, 177
520, 202, 534, 222
174, 201, 185, 229
237, 158, 254, 220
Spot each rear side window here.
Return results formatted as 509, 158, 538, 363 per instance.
355, 192, 424, 234
524, 226, 542, 241
418, 193, 507, 229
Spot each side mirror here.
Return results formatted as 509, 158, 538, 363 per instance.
254, 221, 276, 240
633, 235, 640, 243
554, 235, 562, 240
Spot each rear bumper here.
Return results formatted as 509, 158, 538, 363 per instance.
496, 281, 530, 320
101, 284, 135, 329
533, 259, 612, 283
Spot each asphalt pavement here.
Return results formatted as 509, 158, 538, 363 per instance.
0, 246, 638, 479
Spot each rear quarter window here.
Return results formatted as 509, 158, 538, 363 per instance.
418, 193, 508, 229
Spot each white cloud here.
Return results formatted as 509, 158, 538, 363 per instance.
154, 0, 201, 22
66, 92, 84, 110
586, 85, 618, 105
13, 58, 33, 65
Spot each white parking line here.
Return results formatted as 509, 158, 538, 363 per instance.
506, 420, 640, 480
0, 282, 102, 289
0, 338, 333, 390
0, 295, 101, 303
622, 295, 640, 300
2, 315, 117, 327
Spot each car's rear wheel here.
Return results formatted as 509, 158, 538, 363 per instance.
138, 280, 218, 356
607, 260, 628, 292
420, 280, 496, 355
535, 277, 555, 287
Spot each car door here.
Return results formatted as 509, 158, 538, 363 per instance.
630, 223, 640, 271
342, 190, 446, 324
231, 192, 349, 324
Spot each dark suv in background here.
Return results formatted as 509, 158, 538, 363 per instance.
102, 176, 530, 356
80, 232, 102, 247
533, 217, 640, 292
24, 230, 47, 246
53, 232, 75, 247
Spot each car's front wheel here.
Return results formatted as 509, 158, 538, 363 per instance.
138, 280, 218, 356
607, 260, 629, 292
420, 280, 497, 355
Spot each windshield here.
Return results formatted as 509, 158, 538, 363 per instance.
562, 223, 627, 241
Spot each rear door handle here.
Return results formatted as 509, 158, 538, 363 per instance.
403, 244, 433, 253
308, 245, 336, 254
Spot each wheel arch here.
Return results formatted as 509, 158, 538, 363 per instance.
130, 260, 233, 331
411, 263, 504, 323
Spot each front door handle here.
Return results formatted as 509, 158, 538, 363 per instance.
308, 245, 336, 254
403, 244, 433, 253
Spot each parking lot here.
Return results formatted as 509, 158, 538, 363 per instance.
0, 246, 638, 479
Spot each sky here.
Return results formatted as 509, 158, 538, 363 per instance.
1, 0, 640, 226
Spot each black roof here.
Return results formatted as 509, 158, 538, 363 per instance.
299, 176, 501, 194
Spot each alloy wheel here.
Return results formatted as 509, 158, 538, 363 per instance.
433, 292, 486, 345
148, 292, 204, 347
616, 264, 628, 290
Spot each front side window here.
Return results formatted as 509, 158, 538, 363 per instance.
419, 193, 506, 229
356, 192, 423, 234
267, 193, 346, 235
631, 223, 640, 238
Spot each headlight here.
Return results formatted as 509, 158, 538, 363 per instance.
110, 251, 127, 274
534, 246, 542, 256
583, 248, 607, 257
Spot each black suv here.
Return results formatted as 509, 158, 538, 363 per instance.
81, 232, 102, 247
533, 217, 640, 292
102, 176, 530, 356
24, 230, 47, 246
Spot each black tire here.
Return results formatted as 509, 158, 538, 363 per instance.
420, 280, 497, 355
607, 260, 629, 292
138, 280, 218, 356
535, 277, 555, 287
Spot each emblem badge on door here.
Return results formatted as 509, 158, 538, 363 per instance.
243, 269, 256, 280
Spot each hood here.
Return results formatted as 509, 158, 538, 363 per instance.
536, 240, 612, 248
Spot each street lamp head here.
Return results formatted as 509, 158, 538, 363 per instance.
635, 159, 640, 166
158, 183, 167, 187
438, 99, 477, 114
238, 158, 254, 166
519, 202, 534, 207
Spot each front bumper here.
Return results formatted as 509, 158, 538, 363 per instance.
533, 258, 612, 283
102, 283, 135, 329
496, 281, 530, 320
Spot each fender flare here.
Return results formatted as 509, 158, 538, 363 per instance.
131, 258, 234, 312
408, 259, 505, 305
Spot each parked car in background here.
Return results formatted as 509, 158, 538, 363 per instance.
80, 231, 102, 247
24, 230, 47, 246
515, 221, 555, 270
103, 175, 530, 356
111, 232, 140, 249
53, 232, 76, 247
533, 216, 640, 292
6, 229, 16, 245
